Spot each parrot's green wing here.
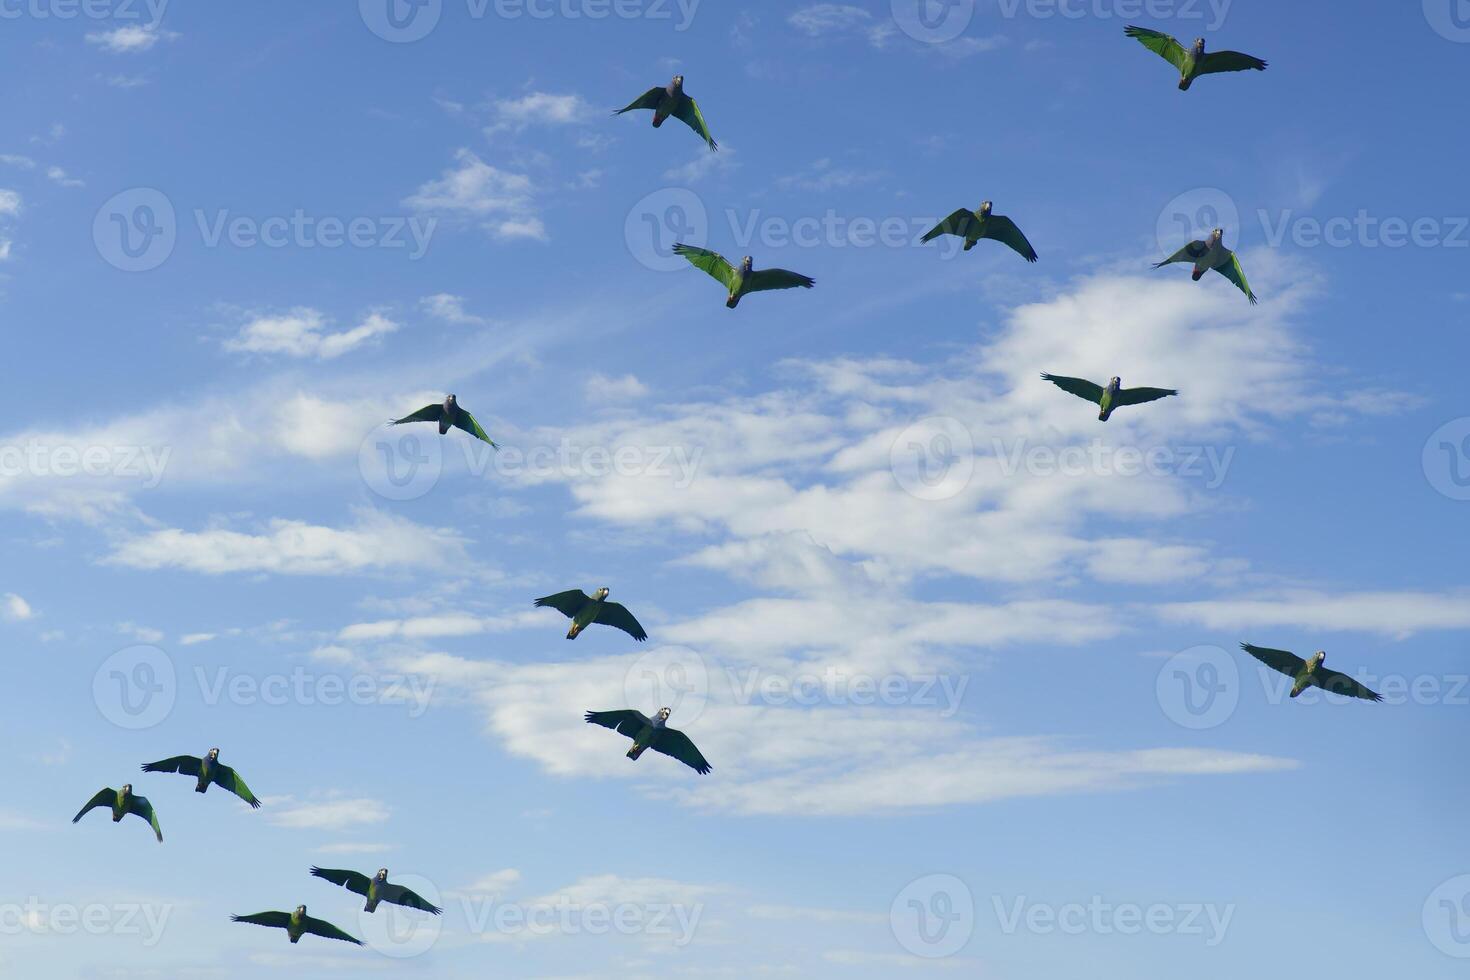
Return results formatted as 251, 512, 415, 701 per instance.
300, 915, 364, 946
232, 911, 292, 930
1115, 386, 1179, 407
214, 764, 261, 808
141, 755, 201, 777
452, 409, 498, 448
1216, 252, 1258, 304
672, 243, 736, 289
1124, 25, 1189, 71
652, 727, 712, 775
391, 404, 445, 426
981, 215, 1039, 263
594, 601, 649, 642
1153, 240, 1209, 268
1240, 643, 1307, 678
311, 866, 373, 897
72, 788, 115, 823
1312, 668, 1384, 703
381, 882, 444, 915
745, 268, 816, 293
921, 209, 977, 243
127, 795, 163, 842
1041, 374, 1106, 405
585, 709, 652, 739
615, 86, 665, 115
1199, 49, 1268, 75
672, 96, 717, 150
535, 590, 593, 619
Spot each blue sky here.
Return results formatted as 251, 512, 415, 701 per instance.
2, 0, 1468, 976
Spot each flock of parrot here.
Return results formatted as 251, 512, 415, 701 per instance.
70, 24, 1386, 954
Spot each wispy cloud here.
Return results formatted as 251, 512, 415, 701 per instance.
264, 795, 391, 831
222, 308, 399, 360
405, 149, 546, 242
106, 510, 470, 578
85, 25, 179, 54
1, 592, 33, 622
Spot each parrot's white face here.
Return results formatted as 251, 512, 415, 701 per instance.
595, 587, 610, 600
1110, 377, 1121, 387
376, 869, 389, 881
657, 707, 672, 721
208, 748, 219, 759
121, 784, 132, 795
295, 905, 307, 916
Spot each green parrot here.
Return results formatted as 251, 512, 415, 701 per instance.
141, 748, 261, 808
1154, 228, 1257, 304
1125, 26, 1267, 90
1041, 374, 1178, 421
535, 587, 647, 641
1240, 644, 1384, 702
921, 201, 1038, 262
390, 394, 497, 447
72, 784, 162, 843
672, 244, 815, 309
231, 905, 363, 946
614, 74, 717, 150
310, 867, 444, 915
585, 707, 712, 774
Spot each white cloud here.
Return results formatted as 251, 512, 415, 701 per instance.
1158, 590, 1470, 639
493, 91, 593, 126
1, 593, 32, 622
787, 4, 895, 47
451, 868, 522, 899
421, 293, 488, 326
777, 158, 882, 193
405, 149, 546, 242
85, 25, 179, 53
265, 796, 391, 831
0, 189, 20, 216
663, 145, 738, 184
117, 621, 163, 643
315, 842, 396, 855
585, 373, 649, 403
179, 632, 217, 646
749, 905, 884, 925
376, 647, 1293, 818
223, 308, 399, 360
105, 510, 469, 577
46, 166, 83, 188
